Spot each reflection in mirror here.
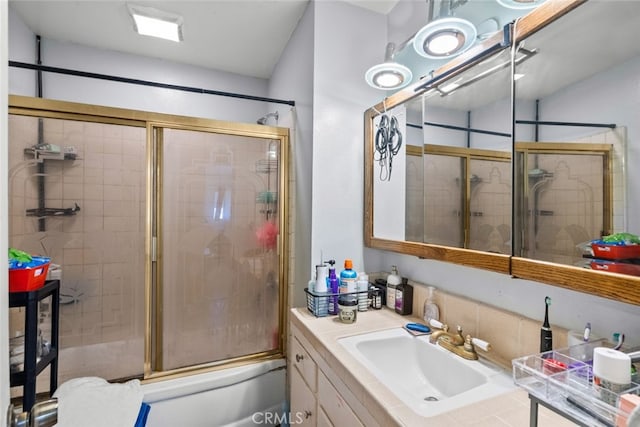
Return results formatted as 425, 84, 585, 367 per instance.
417, 47, 513, 253
513, 0, 638, 275
405, 97, 425, 243
373, 102, 409, 241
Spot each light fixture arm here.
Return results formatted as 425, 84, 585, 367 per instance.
384, 42, 397, 62
438, 0, 469, 18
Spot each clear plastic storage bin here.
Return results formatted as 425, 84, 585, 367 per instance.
512, 339, 640, 426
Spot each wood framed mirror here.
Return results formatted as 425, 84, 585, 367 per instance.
364, 0, 640, 305
510, 0, 640, 305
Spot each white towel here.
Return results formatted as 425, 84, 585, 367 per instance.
53, 377, 143, 427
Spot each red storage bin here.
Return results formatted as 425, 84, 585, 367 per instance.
590, 260, 640, 276
590, 243, 640, 260
9, 261, 50, 292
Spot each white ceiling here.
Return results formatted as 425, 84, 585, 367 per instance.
9, 0, 401, 80
9, 0, 310, 79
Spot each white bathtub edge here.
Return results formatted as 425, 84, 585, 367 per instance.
142, 358, 286, 403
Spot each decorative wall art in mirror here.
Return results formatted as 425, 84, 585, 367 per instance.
510, 0, 640, 304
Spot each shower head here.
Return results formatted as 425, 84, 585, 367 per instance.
257, 111, 279, 125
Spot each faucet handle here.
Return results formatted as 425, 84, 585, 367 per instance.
466, 336, 491, 352
428, 318, 445, 330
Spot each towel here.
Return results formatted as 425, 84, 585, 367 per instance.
53, 377, 144, 427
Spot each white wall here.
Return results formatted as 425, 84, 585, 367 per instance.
1, 1, 11, 422
311, 1, 387, 274
268, 3, 314, 308
8, 7, 273, 124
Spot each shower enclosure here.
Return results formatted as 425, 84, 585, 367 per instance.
8, 96, 288, 395
421, 145, 511, 253
515, 142, 613, 266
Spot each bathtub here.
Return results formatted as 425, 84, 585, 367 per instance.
142, 359, 286, 427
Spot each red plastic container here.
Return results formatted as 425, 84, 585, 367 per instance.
9, 262, 50, 292
591, 243, 640, 260
590, 260, 640, 276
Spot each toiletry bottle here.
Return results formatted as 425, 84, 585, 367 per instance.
386, 265, 401, 309
315, 267, 329, 317
357, 272, 369, 312
327, 261, 339, 315
340, 259, 358, 303
395, 277, 413, 315
423, 286, 440, 323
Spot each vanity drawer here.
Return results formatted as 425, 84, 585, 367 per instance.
317, 371, 363, 427
291, 336, 317, 392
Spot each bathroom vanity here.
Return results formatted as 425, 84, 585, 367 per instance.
289, 308, 576, 426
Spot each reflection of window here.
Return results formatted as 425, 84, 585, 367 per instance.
209, 187, 231, 221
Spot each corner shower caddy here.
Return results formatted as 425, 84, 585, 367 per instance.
23, 145, 81, 229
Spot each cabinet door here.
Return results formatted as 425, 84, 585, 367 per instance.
290, 366, 316, 426
291, 336, 317, 392
317, 371, 363, 427
317, 406, 334, 427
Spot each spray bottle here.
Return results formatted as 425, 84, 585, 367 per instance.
327, 260, 339, 315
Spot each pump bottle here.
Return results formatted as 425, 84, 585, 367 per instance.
386, 265, 401, 310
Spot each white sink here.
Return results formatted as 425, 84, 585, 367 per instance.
338, 327, 516, 417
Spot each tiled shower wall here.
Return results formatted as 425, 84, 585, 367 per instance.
418, 153, 511, 253
9, 114, 146, 385
406, 127, 625, 261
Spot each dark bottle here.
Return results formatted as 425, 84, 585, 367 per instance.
394, 277, 413, 315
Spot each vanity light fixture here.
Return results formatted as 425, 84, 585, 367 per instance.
495, 0, 547, 10
365, 42, 413, 90
128, 4, 183, 42
436, 48, 536, 96
413, 16, 477, 59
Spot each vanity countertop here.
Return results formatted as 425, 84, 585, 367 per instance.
290, 307, 577, 427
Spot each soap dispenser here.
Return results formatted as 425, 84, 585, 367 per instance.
386, 265, 401, 310
423, 286, 440, 323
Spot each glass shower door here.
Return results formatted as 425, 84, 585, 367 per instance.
158, 127, 281, 371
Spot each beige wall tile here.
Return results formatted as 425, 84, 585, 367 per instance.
443, 293, 478, 336
478, 305, 520, 366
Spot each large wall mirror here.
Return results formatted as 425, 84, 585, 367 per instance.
365, 0, 640, 305
510, 0, 640, 304
365, 30, 513, 274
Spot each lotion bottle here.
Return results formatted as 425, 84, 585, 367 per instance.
423, 286, 440, 323
386, 265, 401, 310
340, 259, 358, 303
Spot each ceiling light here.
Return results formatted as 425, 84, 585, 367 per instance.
514, 73, 526, 80
413, 17, 477, 59
495, 0, 548, 10
128, 4, 183, 42
365, 43, 413, 90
